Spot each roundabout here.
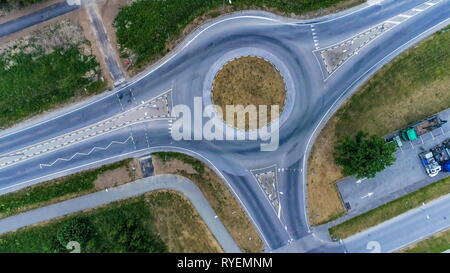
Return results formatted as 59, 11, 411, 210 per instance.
211, 56, 285, 130
0, 1, 449, 253
202, 47, 297, 140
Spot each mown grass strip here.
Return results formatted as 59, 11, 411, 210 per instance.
329, 176, 450, 239
401, 228, 450, 253
334, 25, 450, 138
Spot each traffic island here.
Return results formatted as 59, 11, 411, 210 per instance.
211, 56, 286, 131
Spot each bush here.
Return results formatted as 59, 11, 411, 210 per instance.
114, 0, 359, 69
57, 217, 95, 247
334, 131, 397, 178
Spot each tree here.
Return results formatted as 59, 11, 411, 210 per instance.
334, 131, 397, 179
57, 217, 95, 248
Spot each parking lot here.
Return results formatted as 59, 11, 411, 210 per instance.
337, 108, 450, 216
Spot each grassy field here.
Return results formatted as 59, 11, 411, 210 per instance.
0, 21, 104, 128
0, 192, 222, 253
401, 228, 450, 253
114, 0, 364, 71
0, 159, 139, 219
152, 152, 263, 252
329, 176, 450, 239
308, 25, 450, 225
212, 57, 285, 130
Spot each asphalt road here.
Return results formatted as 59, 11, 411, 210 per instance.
0, 174, 242, 253
1, 0, 450, 252
0, 1, 79, 38
343, 193, 450, 253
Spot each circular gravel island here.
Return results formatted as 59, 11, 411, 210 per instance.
211, 56, 286, 131
202, 47, 295, 138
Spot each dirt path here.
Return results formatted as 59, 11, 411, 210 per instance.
85, 3, 125, 85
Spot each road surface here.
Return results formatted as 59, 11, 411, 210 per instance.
0, 0, 450, 252
0, 1, 79, 38
343, 193, 450, 253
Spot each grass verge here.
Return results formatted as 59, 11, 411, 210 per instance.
400, 228, 450, 253
329, 176, 450, 239
114, 0, 364, 72
152, 152, 263, 252
0, 20, 105, 128
308, 25, 450, 225
0, 159, 140, 219
0, 191, 222, 253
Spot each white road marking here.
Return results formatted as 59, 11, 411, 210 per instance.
0, 91, 172, 169
356, 178, 367, 184
361, 192, 374, 199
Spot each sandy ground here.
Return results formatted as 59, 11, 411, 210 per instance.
78, 6, 113, 88
94, 158, 143, 190
153, 158, 197, 176
95, 0, 130, 79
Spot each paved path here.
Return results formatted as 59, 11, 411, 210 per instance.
0, 1, 79, 38
0, 174, 241, 253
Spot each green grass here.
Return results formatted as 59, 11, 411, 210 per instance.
329, 176, 450, 239
0, 46, 104, 128
0, 160, 129, 219
334, 25, 450, 139
114, 0, 363, 69
0, 0, 44, 7
0, 196, 166, 253
308, 25, 450, 225
0, 192, 222, 253
402, 228, 450, 253
0, 0, 45, 8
